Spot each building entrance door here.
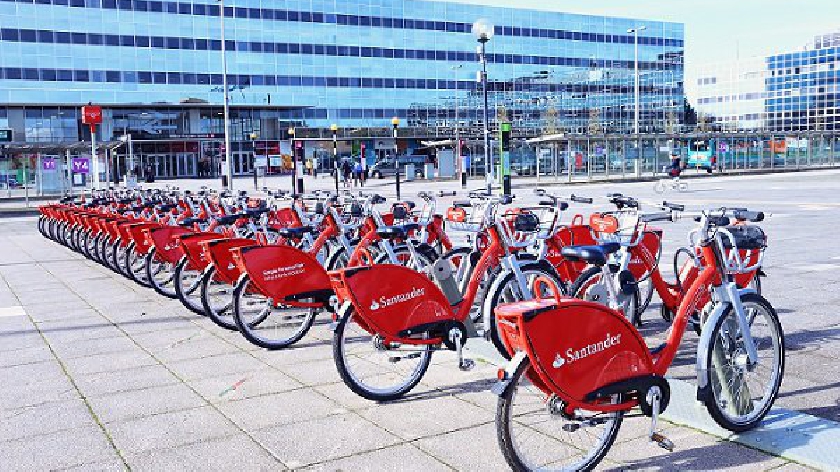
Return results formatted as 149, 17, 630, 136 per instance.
148, 154, 177, 178
233, 152, 252, 175
176, 153, 197, 177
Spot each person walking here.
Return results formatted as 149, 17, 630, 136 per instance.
353, 160, 362, 187
341, 159, 352, 188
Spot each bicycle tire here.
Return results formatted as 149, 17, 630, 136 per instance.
570, 265, 640, 326
332, 306, 432, 402
231, 275, 317, 350
702, 293, 784, 432
496, 358, 622, 471
174, 256, 206, 315
483, 262, 565, 358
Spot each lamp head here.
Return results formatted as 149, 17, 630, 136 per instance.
472, 19, 495, 42
287, 127, 295, 135
391, 117, 400, 127
330, 124, 338, 132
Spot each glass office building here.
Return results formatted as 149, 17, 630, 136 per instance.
0, 0, 684, 178
691, 31, 839, 133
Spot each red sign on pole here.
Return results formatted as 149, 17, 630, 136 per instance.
81, 106, 102, 126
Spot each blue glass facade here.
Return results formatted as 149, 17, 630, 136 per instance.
765, 42, 839, 132
0, 0, 683, 177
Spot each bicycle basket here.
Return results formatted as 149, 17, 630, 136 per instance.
498, 207, 557, 248
445, 203, 486, 233
720, 225, 766, 250
716, 224, 766, 274
590, 211, 644, 246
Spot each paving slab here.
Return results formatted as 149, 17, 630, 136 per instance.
0, 426, 121, 471
253, 413, 401, 468
124, 434, 280, 471
87, 382, 207, 424
0, 398, 96, 442
305, 443, 452, 472
72, 364, 181, 397
189, 368, 303, 403
107, 406, 240, 455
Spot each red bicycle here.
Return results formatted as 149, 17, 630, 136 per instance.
492, 207, 784, 471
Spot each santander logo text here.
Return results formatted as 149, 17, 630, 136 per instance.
553, 332, 622, 369
369, 287, 425, 311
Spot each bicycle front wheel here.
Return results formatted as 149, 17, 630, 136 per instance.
497, 358, 623, 471
333, 307, 431, 401
703, 293, 784, 432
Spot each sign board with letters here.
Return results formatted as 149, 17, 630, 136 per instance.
42, 158, 57, 171
71, 158, 90, 174
81, 106, 102, 126
0, 128, 11, 142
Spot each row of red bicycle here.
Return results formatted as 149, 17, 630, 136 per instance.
38, 185, 784, 471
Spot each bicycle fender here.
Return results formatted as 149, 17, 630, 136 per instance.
694, 301, 730, 401
491, 351, 529, 396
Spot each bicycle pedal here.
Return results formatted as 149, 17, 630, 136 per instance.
650, 432, 674, 452
458, 358, 475, 371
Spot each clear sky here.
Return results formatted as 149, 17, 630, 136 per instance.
431, 0, 840, 66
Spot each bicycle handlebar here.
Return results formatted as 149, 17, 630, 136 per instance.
661, 201, 685, 212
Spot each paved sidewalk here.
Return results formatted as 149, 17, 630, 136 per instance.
0, 217, 820, 471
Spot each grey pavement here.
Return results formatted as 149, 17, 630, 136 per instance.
0, 169, 838, 470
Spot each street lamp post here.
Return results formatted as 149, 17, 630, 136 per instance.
392, 117, 401, 200
288, 127, 297, 194
472, 19, 495, 194
331, 124, 339, 193
249, 132, 258, 190
450, 65, 467, 189
628, 25, 646, 177
219, 0, 233, 190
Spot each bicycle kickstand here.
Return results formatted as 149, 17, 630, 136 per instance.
647, 387, 675, 452
448, 328, 475, 372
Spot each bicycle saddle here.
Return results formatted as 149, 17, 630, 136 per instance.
560, 243, 621, 266
376, 223, 421, 240
215, 214, 242, 226
178, 217, 207, 227
277, 226, 315, 239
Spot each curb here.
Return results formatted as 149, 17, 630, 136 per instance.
0, 209, 41, 218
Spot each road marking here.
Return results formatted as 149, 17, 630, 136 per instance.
800, 204, 836, 211
788, 263, 839, 272
0, 305, 26, 318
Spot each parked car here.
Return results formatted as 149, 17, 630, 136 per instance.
369, 155, 427, 179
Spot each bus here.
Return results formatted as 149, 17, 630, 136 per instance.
686, 139, 716, 172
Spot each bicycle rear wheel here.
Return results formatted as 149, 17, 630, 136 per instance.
483, 262, 564, 358
497, 358, 622, 471
570, 266, 639, 325
333, 307, 431, 401
702, 293, 784, 432
231, 275, 317, 350
146, 248, 178, 298
174, 257, 206, 315
199, 266, 237, 330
